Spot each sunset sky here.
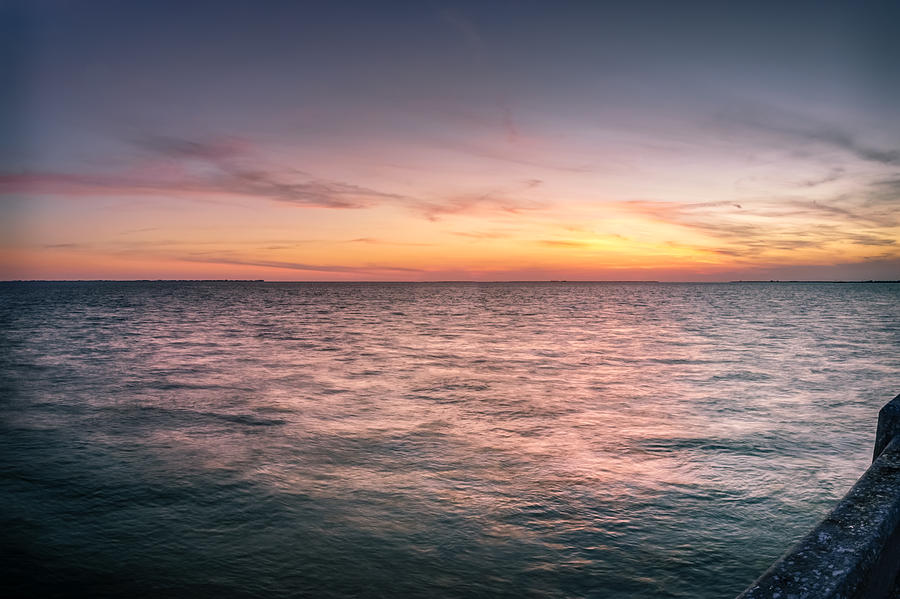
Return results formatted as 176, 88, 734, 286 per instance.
2, 0, 899, 281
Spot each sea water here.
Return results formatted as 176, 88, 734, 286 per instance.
1, 281, 898, 598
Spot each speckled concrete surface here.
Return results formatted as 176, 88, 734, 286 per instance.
737, 394, 900, 599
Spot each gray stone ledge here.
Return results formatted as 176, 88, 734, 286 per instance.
737, 393, 900, 599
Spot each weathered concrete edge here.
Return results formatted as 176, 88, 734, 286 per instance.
874, 394, 900, 461
736, 393, 900, 599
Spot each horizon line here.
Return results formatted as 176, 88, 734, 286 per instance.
3, 279, 899, 284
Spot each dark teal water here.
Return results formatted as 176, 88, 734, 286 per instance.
1, 282, 898, 598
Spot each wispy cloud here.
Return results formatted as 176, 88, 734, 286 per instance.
180, 255, 425, 275
0, 167, 387, 210
538, 239, 590, 248
846, 233, 896, 247
619, 190, 900, 260
1, 134, 547, 220
417, 192, 545, 220
134, 135, 402, 209
136, 135, 247, 161
347, 238, 433, 246
0, 135, 395, 210
119, 227, 159, 235
868, 176, 900, 201
719, 104, 900, 166
43, 242, 86, 249
624, 189, 899, 229
413, 176, 548, 221
797, 167, 845, 188
451, 230, 512, 240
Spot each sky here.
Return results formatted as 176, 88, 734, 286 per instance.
2, 0, 899, 281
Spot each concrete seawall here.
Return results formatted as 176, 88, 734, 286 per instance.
736, 394, 900, 599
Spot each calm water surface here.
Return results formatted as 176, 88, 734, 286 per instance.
1, 282, 898, 598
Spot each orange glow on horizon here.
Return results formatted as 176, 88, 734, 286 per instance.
3, 134, 898, 282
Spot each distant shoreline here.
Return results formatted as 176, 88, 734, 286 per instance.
2, 280, 898, 284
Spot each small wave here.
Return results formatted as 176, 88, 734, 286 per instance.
708, 371, 773, 382
128, 381, 255, 392
217, 414, 287, 427
412, 380, 491, 393
110, 405, 288, 428
638, 436, 781, 456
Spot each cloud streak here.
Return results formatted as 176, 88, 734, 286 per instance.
619, 188, 900, 260
1, 135, 546, 220
720, 104, 900, 166
538, 239, 590, 248
416, 192, 545, 220
134, 135, 402, 209
0, 168, 386, 209
180, 255, 425, 275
